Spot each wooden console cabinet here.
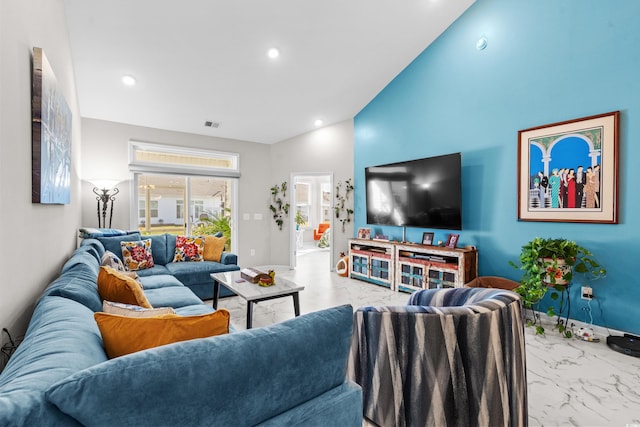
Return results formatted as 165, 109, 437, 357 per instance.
349, 239, 394, 289
348, 239, 477, 293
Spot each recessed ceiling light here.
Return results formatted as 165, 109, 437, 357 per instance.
121, 75, 137, 86
314, 119, 323, 127
267, 48, 280, 59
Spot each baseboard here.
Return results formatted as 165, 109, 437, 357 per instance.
526, 309, 629, 338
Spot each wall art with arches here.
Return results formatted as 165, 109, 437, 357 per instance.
517, 111, 619, 223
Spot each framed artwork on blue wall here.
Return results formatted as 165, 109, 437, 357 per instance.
517, 111, 619, 223
32, 47, 72, 204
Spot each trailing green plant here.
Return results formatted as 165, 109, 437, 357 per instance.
193, 208, 232, 250
269, 182, 290, 230
510, 237, 606, 337
334, 178, 354, 232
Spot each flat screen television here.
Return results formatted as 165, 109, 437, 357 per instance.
365, 152, 462, 230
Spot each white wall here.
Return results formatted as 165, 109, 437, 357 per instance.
0, 0, 83, 359
269, 119, 355, 266
79, 118, 273, 266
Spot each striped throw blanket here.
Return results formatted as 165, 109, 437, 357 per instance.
349, 287, 528, 427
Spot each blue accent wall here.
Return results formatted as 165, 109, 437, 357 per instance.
354, 0, 640, 334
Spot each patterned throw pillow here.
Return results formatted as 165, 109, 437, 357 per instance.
102, 301, 175, 318
172, 236, 204, 262
101, 250, 126, 271
121, 239, 154, 271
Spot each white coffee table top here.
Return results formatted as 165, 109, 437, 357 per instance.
211, 268, 305, 301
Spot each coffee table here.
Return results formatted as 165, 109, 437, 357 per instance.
211, 269, 305, 329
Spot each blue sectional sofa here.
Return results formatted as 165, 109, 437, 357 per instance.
89, 231, 240, 299
0, 240, 362, 426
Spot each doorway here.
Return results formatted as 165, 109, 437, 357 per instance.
289, 172, 333, 271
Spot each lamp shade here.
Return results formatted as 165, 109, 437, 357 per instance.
90, 179, 119, 190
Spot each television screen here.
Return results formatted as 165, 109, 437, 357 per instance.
365, 152, 462, 230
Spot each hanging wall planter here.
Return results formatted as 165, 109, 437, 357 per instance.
335, 178, 354, 232
269, 182, 290, 230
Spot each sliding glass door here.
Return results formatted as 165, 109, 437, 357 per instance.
135, 173, 235, 248
129, 141, 240, 250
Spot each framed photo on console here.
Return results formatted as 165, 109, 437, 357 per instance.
422, 232, 434, 246
445, 234, 459, 248
517, 111, 619, 223
357, 228, 371, 240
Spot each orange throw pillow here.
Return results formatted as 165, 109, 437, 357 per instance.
203, 235, 227, 262
94, 310, 231, 358
97, 266, 152, 308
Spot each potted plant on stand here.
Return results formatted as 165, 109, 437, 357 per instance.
511, 237, 606, 337
295, 211, 306, 230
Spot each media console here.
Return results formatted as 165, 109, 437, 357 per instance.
348, 238, 478, 292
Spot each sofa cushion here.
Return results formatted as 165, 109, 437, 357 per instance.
189, 281, 236, 300
172, 235, 205, 262
220, 251, 238, 265
0, 296, 107, 426
95, 233, 142, 261
257, 382, 362, 427
43, 268, 103, 313
136, 274, 184, 290
97, 266, 152, 308
143, 286, 204, 308
60, 248, 99, 275
102, 301, 176, 317
121, 239, 155, 271
131, 264, 171, 277
43, 252, 102, 312
165, 233, 178, 264
46, 305, 354, 426
94, 310, 230, 358
203, 235, 227, 262
80, 237, 106, 260
174, 304, 216, 316
165, 260, 236, 288
146, 233, 169, 265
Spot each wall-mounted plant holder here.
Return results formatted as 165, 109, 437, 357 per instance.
335, 178, 354, 232
269, 182, 290, 230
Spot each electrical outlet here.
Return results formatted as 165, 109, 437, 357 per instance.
250, 249, 256, 256
581, 286, 593, 300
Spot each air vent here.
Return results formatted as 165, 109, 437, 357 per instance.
204, 121, 220, 128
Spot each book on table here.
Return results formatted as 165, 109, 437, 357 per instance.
240, 267, 272, 283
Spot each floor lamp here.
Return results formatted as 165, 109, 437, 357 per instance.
91, 180, 119, 229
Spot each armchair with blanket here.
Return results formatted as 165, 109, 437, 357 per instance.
349, 287, 528, 427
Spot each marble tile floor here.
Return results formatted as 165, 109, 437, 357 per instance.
207, 251, 640, 426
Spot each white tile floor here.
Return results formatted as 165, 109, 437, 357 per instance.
209, 250, 640, 427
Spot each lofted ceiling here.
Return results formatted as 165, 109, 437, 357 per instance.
63, 0, 475, 144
